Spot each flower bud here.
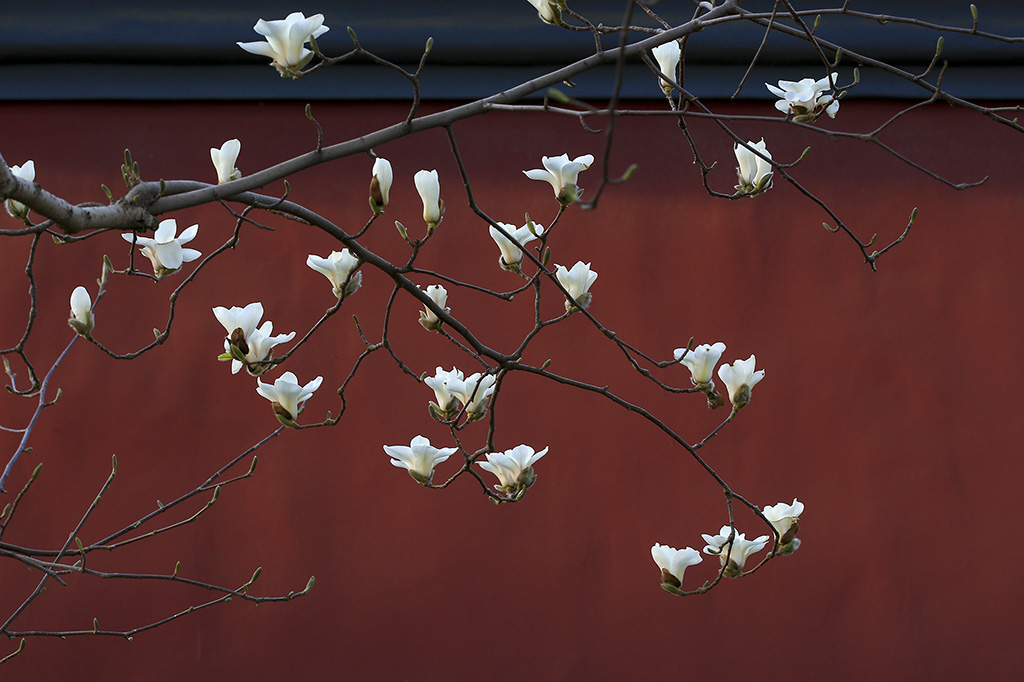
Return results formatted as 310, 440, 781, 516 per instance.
705, 390, 725, 410
68, 286, 94, 336
369, 157, 393, 215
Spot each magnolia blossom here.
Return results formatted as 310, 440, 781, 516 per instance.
425, 366, 464, 418
121, 219, 201, 278
555, 261, 598, 312
307, 249, 362, 299
414, 169, 442, 228
478, 444, 549, 496
447, 372, 497, 420
255, 371, 323, 425
369, 157, 393, 214
225, 320, 295, 376
651, 543, 703, 591
213, 302, 264, 353
702, 525, 770, 577
674, 342, 726, 388
527, 0, 564, 25
383, 435, 458, 485
766, 72, 840, 121
734, 139, 773, 195
717, 354, 765, 409
652, 40, 681, 95
5, 160, 34, 221
211, 139, 241, 184
523, 153, 594, 205
68, 286, 94, 336
237, 12, 329, 78
763, 498, 804, 554
488, 221, 543, 271
418, 284, 449, 332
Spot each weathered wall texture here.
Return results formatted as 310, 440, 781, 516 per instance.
1, 101, 1021, 680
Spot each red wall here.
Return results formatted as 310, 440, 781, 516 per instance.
1, 101, 1021, 680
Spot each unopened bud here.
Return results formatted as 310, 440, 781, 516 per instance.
369, 176, 385, 215
706, 390, 725, 410
229, 327, 249, 356
731, 384, 751, 409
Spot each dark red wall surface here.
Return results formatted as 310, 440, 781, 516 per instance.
0, 100, 1021, 680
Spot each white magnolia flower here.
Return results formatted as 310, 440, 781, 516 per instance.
766, 72, 840, 121
478, 444, 549, 496
225, 320, 295, 376
369, 157, 393, 214
555, 261, 598, 312
527, 0, 564, 25
702, 525, 770, 577
763, 498, 804, 553
213, 301, 264, 349
652, 40, 681, 95
383, 435, 458, 485
306, 249, 362, 299
447, 372, 497, 421
418, 284, 449, 332
414, 169, 442, 229
674, 342, 727, 388
121, 219, 201, 278
255, 371, 323, 425
237, 12, 329, 78
425, 366, 464, 418
523, 153, 594, 205
717, 354, 765, 409
734, 139, 773, 195
488, 221, 544, 271
651, 543, 703, 591
5, 160, 35, 221
68, 286, 94, 336
210, 139, 241, 184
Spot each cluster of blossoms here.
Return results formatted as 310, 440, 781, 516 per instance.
424, 366, 497, 422
674, 342, 764, 410
56, 8, 824, 614
383, 436, 549, 500
212, 302, 319, 427
727, 73, 840, 196
652, 498, 804, 592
